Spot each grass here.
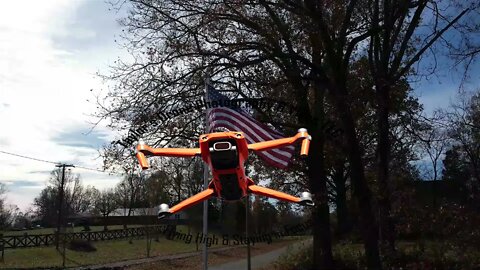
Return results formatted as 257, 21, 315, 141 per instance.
0, 234, 198, 268
1, 225, 145, 236
0, 226, 302, 269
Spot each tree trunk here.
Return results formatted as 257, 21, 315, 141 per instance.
292, 37, 334, 268
330, 88, 382, 269
333, 161, 351, 236
376, 83, 396, 253
307, 128, 334, 269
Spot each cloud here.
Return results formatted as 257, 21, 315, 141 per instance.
413, 80, 459, 116
27, 170, 54, 175
53, 125, 110, 149
3, 180, 43, 188
0, 0, 125, 211
0, 137, 9, 146
52, 0, 127, 52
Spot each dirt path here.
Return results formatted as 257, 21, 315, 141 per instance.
73, 246, 238, 270
125, 239, 306, 270
209, 239, 311, 270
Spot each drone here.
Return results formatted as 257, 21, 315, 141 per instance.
135, 128, 314, 219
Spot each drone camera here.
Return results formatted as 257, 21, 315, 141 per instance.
209, 139, 239, 170
213, 141, 232, 151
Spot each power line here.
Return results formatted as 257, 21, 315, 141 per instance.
74, 164, 112, 174
0, 150, 59, 165
0, 149, 119, 175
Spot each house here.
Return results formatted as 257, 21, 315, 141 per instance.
110, 207, 188, 220
66, 207, 188, 227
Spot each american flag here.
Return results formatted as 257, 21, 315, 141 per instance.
205, 84, 295, 169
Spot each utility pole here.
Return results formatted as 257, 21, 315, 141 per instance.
55, 163, 74, 250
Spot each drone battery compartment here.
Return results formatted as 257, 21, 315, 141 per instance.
218, 173, 242, 200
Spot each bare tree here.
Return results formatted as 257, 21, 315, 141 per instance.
114, 180, 129, 213
96, 2, 370, 266
95, 1, 480, 268
423, 121, 449, 182
418, 113, 450, 207
47, 168, 88, 220
0, 183, 15, 229
144, 170, 170, 207
114, 174, 143, 216
94, 189, 118, 230
440, 91, 480, 200
0, 195, 19, 230
367, 0, 476, 253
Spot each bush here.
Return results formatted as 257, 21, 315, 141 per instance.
268, 240, 480, 270
67, 239, 97, 252
270, 242, 313, 270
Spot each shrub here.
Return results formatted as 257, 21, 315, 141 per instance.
268, 240, 480, 270
270, 242, 313, 270
67, 239, 97, 252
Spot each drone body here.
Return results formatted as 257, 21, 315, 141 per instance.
136, 128, 314, 219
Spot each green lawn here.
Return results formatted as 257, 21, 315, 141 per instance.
0, 234, 200, 268
0, 226, 300, 269
1, 225, 145, 236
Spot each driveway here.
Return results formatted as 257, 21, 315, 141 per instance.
209, 239, 312, 270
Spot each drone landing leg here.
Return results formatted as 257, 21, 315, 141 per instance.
158, 188, 215, 219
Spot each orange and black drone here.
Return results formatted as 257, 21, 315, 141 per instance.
135, 128, 314, 219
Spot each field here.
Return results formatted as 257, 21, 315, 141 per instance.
0, 225, 304, 269
0, 225, 144, 236
0, 236, 198, 268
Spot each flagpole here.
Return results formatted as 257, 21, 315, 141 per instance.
202, 75, 210, 270
246, 194, 251, 270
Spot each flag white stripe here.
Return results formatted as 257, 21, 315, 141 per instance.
209, 108, 295, 152
209, 108, 284, 142
210, 120, 292, 162
210, 115, 294, 159
212, 120, 292, 161
206, 87, 294, 168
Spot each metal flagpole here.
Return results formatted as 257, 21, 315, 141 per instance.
202, 75, 210, 270
246, 194, 251, 270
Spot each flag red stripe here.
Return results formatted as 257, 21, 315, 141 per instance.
209, 108, 294, 152
209, 121, 291, 166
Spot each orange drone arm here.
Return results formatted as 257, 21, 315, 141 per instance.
248, 128, 311, 156
136, 141, 200, 169
168, 188, 215, 214
248, 184, 301, 203
246, 178, 314, 206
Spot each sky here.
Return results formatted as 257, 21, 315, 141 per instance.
0, 0, 129, 211
0, 1, 478, 211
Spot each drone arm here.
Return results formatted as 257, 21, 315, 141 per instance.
247, 184, 301, 203
137, 143, 200, 157
247, 128, 311, 156
136, 143, 201, 169
136, 151, 149, 169
168, 188, 215, 214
